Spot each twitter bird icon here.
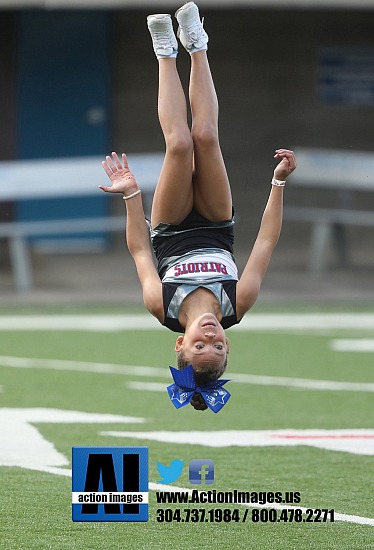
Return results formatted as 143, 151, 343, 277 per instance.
157, 460, 184, 484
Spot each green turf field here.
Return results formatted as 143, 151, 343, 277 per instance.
0, 308, 373, 549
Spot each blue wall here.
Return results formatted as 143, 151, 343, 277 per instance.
16, 10, 111, 248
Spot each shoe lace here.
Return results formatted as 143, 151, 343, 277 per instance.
184, 17, 205, 42
153, 29, 174, 48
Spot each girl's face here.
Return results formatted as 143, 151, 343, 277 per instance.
175, 313, 229, 366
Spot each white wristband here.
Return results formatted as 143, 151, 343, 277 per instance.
123, 189, 141, 200
271, 178, 286, 187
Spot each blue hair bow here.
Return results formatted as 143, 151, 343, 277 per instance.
167, 364, 231, 413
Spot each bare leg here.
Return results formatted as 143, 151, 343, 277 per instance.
189, 51, 232, 221
150, 58, 194, 228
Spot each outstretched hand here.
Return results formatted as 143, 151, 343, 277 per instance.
273, 149, 297, 181
99, 152, 138, 195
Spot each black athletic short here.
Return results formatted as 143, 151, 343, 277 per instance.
150, 208, 235, 275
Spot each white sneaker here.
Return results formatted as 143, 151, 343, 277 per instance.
147, 14, 178, 59
175, 2, 208, 54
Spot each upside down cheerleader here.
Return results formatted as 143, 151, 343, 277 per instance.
100, 2, 296, 412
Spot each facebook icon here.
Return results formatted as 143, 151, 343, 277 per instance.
189, 460, 214, 484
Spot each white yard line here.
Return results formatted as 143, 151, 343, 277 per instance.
127, 381, 166, 392
0, 313, 373, 332
331, 339, 374, 352
0, 355, 168, 378
0, 315, 159, 331
234, 314, 374, 332
101, 429, 374, 455
231, 372, 374, 392
1, 355, 373, 392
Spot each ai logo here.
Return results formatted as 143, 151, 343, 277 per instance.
72, 446, 148, 522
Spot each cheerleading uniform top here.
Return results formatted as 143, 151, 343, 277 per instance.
159, 247, 240, 333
